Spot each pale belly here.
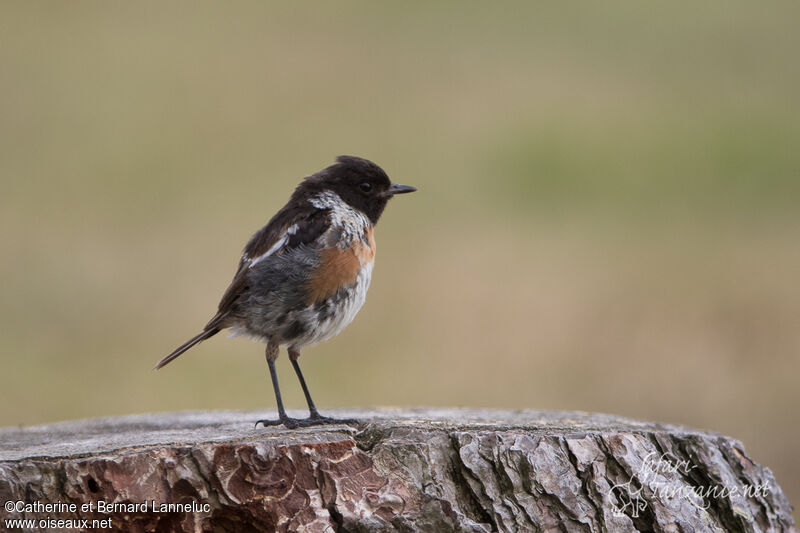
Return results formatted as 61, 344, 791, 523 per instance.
293, 261, 373, 348
230, 260, 373, 350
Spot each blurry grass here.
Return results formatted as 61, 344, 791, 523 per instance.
1, 0, 798, 513
486, 116, 800, 218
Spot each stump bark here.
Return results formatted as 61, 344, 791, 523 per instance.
0, 408, 795, 532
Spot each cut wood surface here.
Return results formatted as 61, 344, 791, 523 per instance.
0, 408, 795, 532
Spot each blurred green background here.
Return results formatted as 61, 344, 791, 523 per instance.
2, 1, 798, 509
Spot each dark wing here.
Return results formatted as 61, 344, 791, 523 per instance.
156, 202, 330, 370
210, 203, 331, 326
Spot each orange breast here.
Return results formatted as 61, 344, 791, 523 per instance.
358, 227, 376, 263
305, 228, 376, 305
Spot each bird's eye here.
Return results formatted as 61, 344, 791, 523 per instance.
359, 182, 373, 193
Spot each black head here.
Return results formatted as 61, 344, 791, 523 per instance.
297, 155, 416, 224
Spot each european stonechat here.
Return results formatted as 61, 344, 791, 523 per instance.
156, 156, 416, 428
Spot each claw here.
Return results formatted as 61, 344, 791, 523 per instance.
307, 415, 361, 427
254, 415, 360, 429
255, 416, 301, 429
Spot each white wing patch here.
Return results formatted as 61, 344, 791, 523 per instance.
246, 224, 298, 268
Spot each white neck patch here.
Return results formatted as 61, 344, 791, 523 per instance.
309, 191, 371, 239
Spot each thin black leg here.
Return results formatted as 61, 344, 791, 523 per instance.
254, 343, 361, 430
255, 345, 301, 429
291, 357, 320, 417
289, 355, 360, 428
269, 358, 288, 419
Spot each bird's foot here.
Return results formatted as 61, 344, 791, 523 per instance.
254, 416, 301, 429
254, 413, 360, 429
304, 413, 361, 428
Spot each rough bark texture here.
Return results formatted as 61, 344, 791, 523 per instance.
0, 408, 795, 532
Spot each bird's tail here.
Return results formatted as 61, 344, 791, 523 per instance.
155, 326, 220, 370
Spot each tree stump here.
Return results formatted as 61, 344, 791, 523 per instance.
0, 408, 795, 532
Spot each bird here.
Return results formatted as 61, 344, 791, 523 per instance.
155, 156, 416, 428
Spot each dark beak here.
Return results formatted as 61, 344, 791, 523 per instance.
386, 183, 417, 196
